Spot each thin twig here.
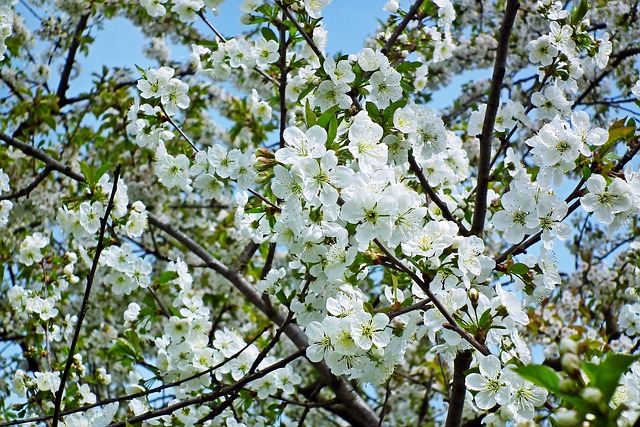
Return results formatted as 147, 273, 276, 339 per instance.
407, 152, 469, 235
374, 238, 490, 356
160, 105, 199, 152
52, 164, 122, 427
109, 350, 305, 427
0, 167, 51, 200
57, 14, 90, 105
381, 0, 426, 55
279, 4, 325, 64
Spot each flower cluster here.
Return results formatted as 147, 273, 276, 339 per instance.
466, 355, 547, 422
0, 168, 12, 227
0, 0, 16, 61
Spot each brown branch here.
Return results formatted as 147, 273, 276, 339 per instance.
52, 164, 122, 427
407, 152, 469, 235
2, 124, 382, 427
575, 47, 640, 106
56, 14, 90, 105
495, 137, 640, 264
444, 349, 473, 427
381, 0, 426, 55
0, 132, 85, 182
108, 350, 305, 427
470, 0, 520, 236
0, 167, 51, 200
279, 4, 325, 64
374, 238, 490, 356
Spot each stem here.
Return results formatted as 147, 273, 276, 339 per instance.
52, 164, 121, 427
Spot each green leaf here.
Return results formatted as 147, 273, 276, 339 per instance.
571, 0, 589, 25
510, 263, 530, 275
514, 365, 562, 393
261, 26, 278, 43
305, 100, 316, 127
478, 309, 493, 330
95, 163, 114, 187
159, 270, 179, 284
582, 353, 637, 403
79, 161, 95, 188
327, 116, 338, 145
582, 165, 591, 180
365, 101, 380, 119
598, 119, 635, 157
134, 64, 147, 78
316, 105, 340, 128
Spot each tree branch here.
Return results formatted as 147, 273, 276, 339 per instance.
56, 14, 90, 105
407, 152, 469, 235
470, 0, 520, 236
0, 167, 51, 200
381, 0, 425, 56
444, 349, 473, 427
52, 164, 121, 427
1, 132, 382, 427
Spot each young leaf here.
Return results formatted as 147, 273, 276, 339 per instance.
582, 353, 637, 403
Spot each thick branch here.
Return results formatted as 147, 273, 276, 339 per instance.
470, 0, 519, 236
148, 214, 382, 427
0, 167, 51, 200
444, 349, 473, 427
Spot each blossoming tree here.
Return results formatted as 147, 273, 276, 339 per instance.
1, 0, 640, 426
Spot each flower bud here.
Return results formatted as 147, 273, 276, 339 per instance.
559, 378, 578, 394
581, 387, 603, 405
555, 410, 582, 427
469, 288, 479, 308
255, 147, 275, 159
561, 353, 581, 376
559, 338, 579, 355
254, 157, 277, 172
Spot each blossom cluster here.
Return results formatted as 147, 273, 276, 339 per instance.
0, 168, 12, 226
0, 0, 16, 61
123, 260, 302, 424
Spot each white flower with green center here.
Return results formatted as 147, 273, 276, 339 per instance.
160, 78, 189, 115
347, 111, 387, 173
504, 370, 548, 419
293, 150, 353, 206
304, 0, 331, 19
351, 311, 390, 350
492, 190, 539, 244
305, 320, 334, 362
275, 125, 327, 165
466, 354, 509, 410
580, 174, 633, 225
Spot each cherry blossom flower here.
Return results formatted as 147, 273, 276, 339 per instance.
466, 354, 509, 410
580, 174, 633, 225
154, 142, 192, 191
492, 190, 539, 244
275, 125, 327, 164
